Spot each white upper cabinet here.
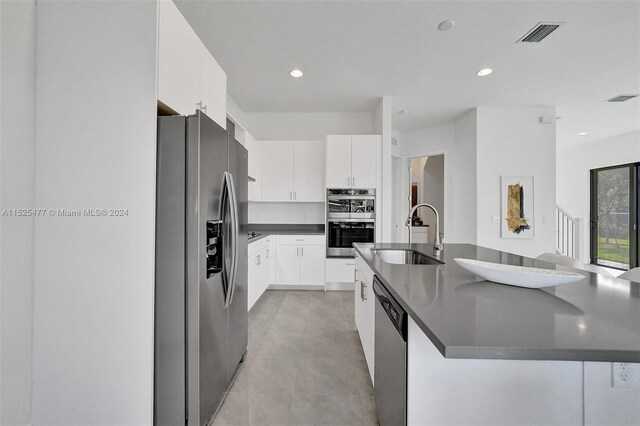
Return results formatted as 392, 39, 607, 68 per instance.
294, 140, 325, 202
351, 135, 379, 189
326, 135, 352, 188
158, 1, 227, 128
262, 141, 294, 201
326, 135, 379, 189
261, 140, 325, 202
158, 0, 200, 116
198, 40, 227, 128
246, 134, 262, 201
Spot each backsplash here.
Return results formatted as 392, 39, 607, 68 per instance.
248, 202, 325, 224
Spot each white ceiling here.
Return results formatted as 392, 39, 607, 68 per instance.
175, 0, 640, 147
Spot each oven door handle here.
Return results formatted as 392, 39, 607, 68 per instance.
327, 196, 375, 201
327, 218, 375, 223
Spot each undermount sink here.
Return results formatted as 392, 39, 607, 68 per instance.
371, 249, 444, 265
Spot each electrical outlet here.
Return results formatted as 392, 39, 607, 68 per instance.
491, 216, 500, 224
612, 362, 638, 388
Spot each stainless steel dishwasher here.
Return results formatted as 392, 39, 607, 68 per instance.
373, 275, 407, 426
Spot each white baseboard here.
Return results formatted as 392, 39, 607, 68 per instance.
324, 282, 355, 291
268, 284, 325, 291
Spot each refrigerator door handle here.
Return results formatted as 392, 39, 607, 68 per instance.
220, 172, 232, 306
226, 172, 240, 306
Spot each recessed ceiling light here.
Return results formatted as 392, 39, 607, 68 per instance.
289, 69, 303, 78
476, 68, 493, 77
438, 20, 455, 31
398, 109, 409, 115
578, 132, 588, 136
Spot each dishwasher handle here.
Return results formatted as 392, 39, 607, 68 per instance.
373, 276, 407, 340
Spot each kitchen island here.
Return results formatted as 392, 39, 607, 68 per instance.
354, 243, 640, 426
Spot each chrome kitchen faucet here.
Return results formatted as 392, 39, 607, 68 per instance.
406, 203, 444, 256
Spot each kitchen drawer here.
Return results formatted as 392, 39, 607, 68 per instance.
248, 236, 271, 256
325, 258, 356, 283
276, 234, 325, 246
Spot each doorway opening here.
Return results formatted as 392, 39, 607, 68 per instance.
408, 154, 445, 244
590, 162, 639, 270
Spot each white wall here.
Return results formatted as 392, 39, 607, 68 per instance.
249, 202, 325, 224
375, 97, 393, 242
243, 112, 374, 140
451, 111, 478, 244
423, 155, 445, 232
0, 1, 36, 424
32, 2, 157, 424
395, 118, 476, 245
557, 131, 640, 262
476, 107, 557, 258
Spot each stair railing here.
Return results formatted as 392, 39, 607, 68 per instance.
556, 205, 583, 260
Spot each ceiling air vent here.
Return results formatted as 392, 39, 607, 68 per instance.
517, 22, 564, 43
606, 94, 639, 103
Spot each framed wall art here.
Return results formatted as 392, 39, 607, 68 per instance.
501, 176, 534, 239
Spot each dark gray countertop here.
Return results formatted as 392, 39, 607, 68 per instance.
354, 243, 640, 362
248, 224, 325, 243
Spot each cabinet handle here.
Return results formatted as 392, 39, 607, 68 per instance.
196, 101, 207, 114
301, 247, 304, 256
296, 247, 299, 256
256, 254, 261, 266
266, 249, 269, 259
290, 191, 293, 200
360, 280, 368, 301
294, 191, 297, 200
352, 177, 355, 187
347, 177, 350, 186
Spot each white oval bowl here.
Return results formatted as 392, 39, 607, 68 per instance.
454, 258, 585, 289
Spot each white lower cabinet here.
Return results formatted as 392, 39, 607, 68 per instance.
325, 258, 356, 290
274, 235, 325, 288
248, 237, 272, 311
355, 253, 375, 384
274, 245, 300, 286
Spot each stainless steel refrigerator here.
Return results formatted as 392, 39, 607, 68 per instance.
154, 111, 248, 426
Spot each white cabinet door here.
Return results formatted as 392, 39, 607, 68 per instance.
267, 238, 276, 285
326, 135, 352, 188
351, 135, 379, 189
362, 275, 375, 383
262, 141, 294, 201
158, 0, 200, 115
299, 245, 325, 286
326, 258, 356, 283
355, 254, 375, 384
354, 266, 366, 333
261, 246, 271, 294
198, 40, 227, 129
246, 136, 262, 201
275, 245, 299, 285
293, 140, 325, 202
248, 251, 261, 311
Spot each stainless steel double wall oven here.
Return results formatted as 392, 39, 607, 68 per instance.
326, 189, 376, 257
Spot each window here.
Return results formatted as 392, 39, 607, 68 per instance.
590, 163, 639, 270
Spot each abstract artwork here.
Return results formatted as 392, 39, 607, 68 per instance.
501, 176, 534, 239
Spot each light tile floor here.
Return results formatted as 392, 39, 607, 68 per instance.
213, 290, 378, 426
